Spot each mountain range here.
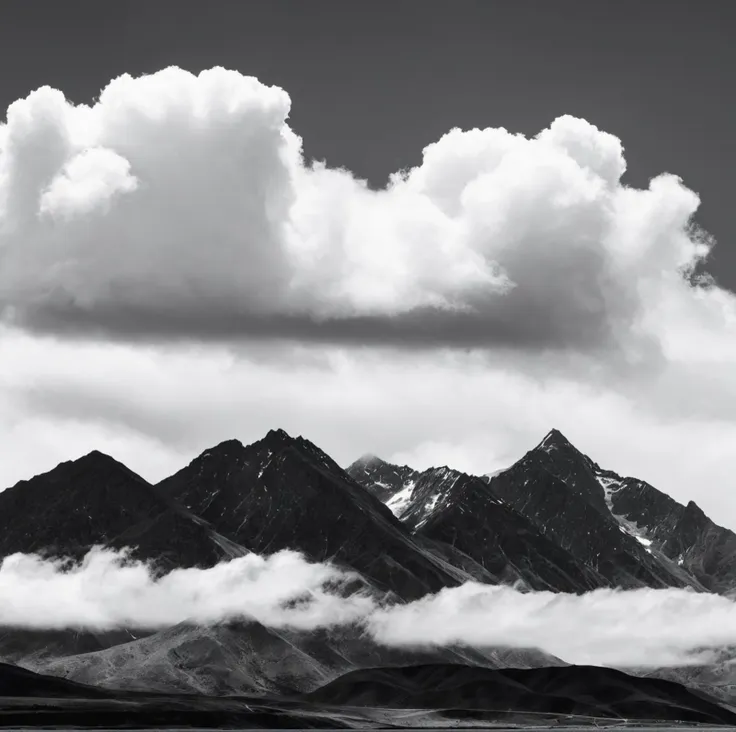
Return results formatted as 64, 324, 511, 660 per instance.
1, 426, 736, 725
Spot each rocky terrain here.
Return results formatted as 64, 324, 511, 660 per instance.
2, 426, 736, 725
3, 660, 736, 728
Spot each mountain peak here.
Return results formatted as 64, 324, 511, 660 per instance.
70, 450, 143, 480
76, 449, 121, 465
191, 439, 247, 466
536, 428, 575, 452
260, 428, 298, 449
208, 438, 245, 453
684, 500, 708, 521
265, 427, 292, 439
351, 453, 385, 468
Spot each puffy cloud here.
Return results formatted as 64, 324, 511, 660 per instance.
0, 66, 725, 360
370, 582, 736, 668
2, 546, 736, 668
39, 147, 138, 220
1, 66, 736, 544
0, 548, 372, 631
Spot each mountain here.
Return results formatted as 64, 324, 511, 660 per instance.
0, 451, 217, 567
135, 429, 481, 599
349, 431, 713, 593
0, 661, 113, 698
349, 458, 607, 592
604, 477, 736, 594
347, 454, 418, 507
513, 430, 736, 594
5, 659, 736, 729
0, 661, 336, 729
488, 429, 705, 591
628, 647, 736, 707
0, 450, 162, 561
305, 663, 736, 726
5, 424, 736, 721
30, 620, 564, 696
0, 449, 235, 571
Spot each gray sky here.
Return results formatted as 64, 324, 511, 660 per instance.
1, 0, 736, 529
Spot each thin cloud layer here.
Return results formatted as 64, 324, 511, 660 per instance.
0, 66, 722, 357
0, 548, 373, 631
1, 547, 736, 669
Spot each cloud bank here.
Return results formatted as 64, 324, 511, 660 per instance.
0, 66, 720, 358
1, 547, 735, 669
2, 66, 736, 540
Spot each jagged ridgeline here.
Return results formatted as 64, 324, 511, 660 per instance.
1, 427, 735, 698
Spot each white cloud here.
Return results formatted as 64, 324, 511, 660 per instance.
370, 581, 735, 668
39, 147, 138, 220
0, 66, 726, 359
1, 325, 736, 525
0, 66, 735, 535
2, 547, 735, 669
0, 548, 372, 632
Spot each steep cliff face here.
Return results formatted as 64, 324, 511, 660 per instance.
349, 455, 608, 592
346, 455, 418, 508
577, 458, 736, 595
149, 429, 467, 599
489, 430, 702, 590
407, 468, 609, 592
349, 429, 719, 594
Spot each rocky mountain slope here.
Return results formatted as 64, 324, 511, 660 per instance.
348, 458, 606, 592
351, 429, 714, 594
30, 619, 564, 696
5, 659, 736, 729
305, 662, 736, 726
605, 477, 736, 594
3, 425, 736, 715
136, 429, 487, 599
0, 450, 226, 570
489, 430, 703, 590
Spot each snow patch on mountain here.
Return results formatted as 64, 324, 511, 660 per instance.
595, 472, 654, 554
596, 474, 622, 511
483, 466, 509, 481
385, 480, 417, 518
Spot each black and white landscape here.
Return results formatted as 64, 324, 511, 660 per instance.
3, 427, 736, 726
2, 0, 736, 727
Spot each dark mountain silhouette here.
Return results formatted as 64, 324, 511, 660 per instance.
0, 451, 161, 560
606, 477, 736, 594
488, 429, 704, 590
0, 449, 235, 571
139, 429, 476, 599
0, 661, 113, 698
349, 458, 607, 592
305, 663, 736, 725
3, 425, 736, 720
33, 619, 564, 696
522, 433, 736, 595
5, 659, 736, 728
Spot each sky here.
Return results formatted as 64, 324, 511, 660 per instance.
1, 0, 736, 526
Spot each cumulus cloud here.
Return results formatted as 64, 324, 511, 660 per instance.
2, 66, 736, 553
0, 66, 724, 359
1, 547, 735, 669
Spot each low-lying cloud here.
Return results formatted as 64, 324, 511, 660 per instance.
2, 547, 735, 669
0, 66, 720, 360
